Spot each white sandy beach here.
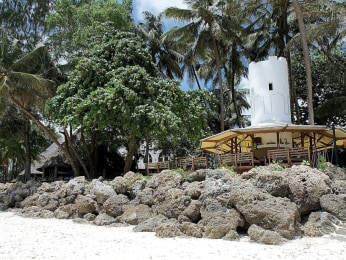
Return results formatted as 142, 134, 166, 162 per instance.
0, 211, 345, 260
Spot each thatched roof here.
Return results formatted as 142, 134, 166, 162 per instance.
20, 135, 67, 176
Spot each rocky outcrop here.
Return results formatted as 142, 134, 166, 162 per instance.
302, 211, 342, 236
285, 166, 331, 214
75, 195, 98, 215
0, 165, 345, 245
320, 194, 346, 221
228, 181, 298, 239
248, 224, 287, 245
103, 194, 130, 217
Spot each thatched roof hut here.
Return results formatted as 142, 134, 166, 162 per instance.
19, 135, 71, 179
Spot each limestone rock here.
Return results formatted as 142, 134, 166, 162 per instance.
75, 194, 98, 215
248, 224, 287, 245
20, 193, 39, 208
37, 182, 56, 193
116, 204, 154, 225
155, 220, 185, 238
286, 165, 331, 214
54, 204, 77, 219
320, 194, 346, 221
111, 177, 128, 194
128, 179, 147, 200
153, 188, 191, 219
303, 211, 341, 236
187, 169, 207, 182
133, 215, 168, 232
331, 180, 346, 195
182, 200, 202, 223
199, 210, 244, 239
91, 180, 116, 204
136, 187, 154, 206
65, 177, 86, 196
93, 213, 116, 226
182, 181, 203, 200
180, 222, 203, 238
84, 213, 96, 221
229, 182, 299, 239
147, 171, 182, 190
253, 171, 289, 197
103, 194, 130, 217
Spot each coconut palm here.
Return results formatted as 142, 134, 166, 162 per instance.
164, 0, 229, 132
0, 29, 80, 181
137, 11, 183, 80
292, 0, 314, 125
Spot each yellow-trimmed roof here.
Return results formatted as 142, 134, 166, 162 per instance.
200, 124, 346, 154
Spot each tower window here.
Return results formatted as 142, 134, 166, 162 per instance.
269, 83, 273, 91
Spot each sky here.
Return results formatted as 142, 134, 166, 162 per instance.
131, 0, 250, 91
132, 0, 187, 23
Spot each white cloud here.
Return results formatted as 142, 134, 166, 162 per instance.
133, 0, 187, 21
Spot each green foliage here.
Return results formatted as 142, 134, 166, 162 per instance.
46, 30, 211, 173
292, 42, 346, 126
318, 156, 328, 171
125, 172, 149, 185
0, 0, 52, 47
218, 164, 235, 172
301, 160, 310, 166
269, 162, 285, 171
47, 0, 134, 61
173, 168, 190, 180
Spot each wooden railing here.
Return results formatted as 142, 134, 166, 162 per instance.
267, 148, 290, 164
289, 147, 310, 165
146, 156, 208, 174
267, 147, 310, 166
178, 156, 208, 171
219, 152, 254, 173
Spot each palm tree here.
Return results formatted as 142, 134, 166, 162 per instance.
137, 11, 183, 80
0, 29, 80, 181
165, 0, 229, 132
292, 0, 314, 125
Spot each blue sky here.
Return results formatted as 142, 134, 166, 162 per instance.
131, 0, 250, 91
132, 0, 187, 23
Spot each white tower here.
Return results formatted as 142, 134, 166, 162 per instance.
249, 56, 291, 126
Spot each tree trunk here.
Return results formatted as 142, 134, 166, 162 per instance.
23, 118, 31, 182
124, 135, 137, 174
192, 65, 202, 90
9, 95, 81, 176
212, 38, 224, 132
292, 0, 314, 125
231, 45, 242, 128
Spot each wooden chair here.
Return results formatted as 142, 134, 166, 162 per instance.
157, 161, 171, 171
146, 162, 159, 174
179, 157, 195, 171
194, 156, 208, 169
289, 147, 310, 165
236, 152, 254, 173
267, 148, 289, 164
219, 153, 237, 167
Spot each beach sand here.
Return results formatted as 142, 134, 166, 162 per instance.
0, 211, 345, 260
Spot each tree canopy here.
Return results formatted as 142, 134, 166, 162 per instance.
1, 0, 345, 180
46, 30, 212, 174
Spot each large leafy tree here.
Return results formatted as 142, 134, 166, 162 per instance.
46, 30, 211, 175
292, 43, 346, 126
46, 0, 134, 62
0, 0, 53, 47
